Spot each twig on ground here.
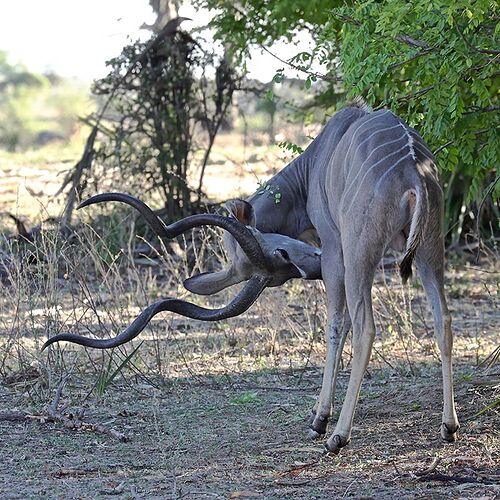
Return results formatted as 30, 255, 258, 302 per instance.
417, 472, 496, 484
46, 379, 130, 442
341, 479, 357, 497
400, 456, 500, 485
274, 478, 312, 486
0, 411, 28, 422
391, 460, 403, 477
51, 468, 98, 478
47, 379, 65, 416
277, 460, 319, 477
415, 456, 442, 476
233, 384, 319, 392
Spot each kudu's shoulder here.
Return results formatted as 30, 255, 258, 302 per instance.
301, 107, 369, 164
342, 109, 406, 143
303, 108, 411, 164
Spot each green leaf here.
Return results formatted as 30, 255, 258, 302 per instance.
273, 72, 284, 84
230, 392, 260, 405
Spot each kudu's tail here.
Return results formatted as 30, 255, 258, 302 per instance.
399, 175, 428, 283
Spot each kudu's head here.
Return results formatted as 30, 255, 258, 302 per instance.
42, 193, 321, 351
184, 199, 322, 295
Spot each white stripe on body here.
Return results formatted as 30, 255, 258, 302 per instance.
345, 149, 413, 213
343, 134, 407, 202
400, 122, 416, 160
413, 142, 437, 166
342, 111, 392, 177
410, 131, 434, 158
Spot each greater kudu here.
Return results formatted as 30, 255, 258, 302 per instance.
186, 104, 460, 453
44, 103, 459, 454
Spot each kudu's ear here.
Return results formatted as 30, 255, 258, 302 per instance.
225, 199, 256, 227
183, 267, 244, 295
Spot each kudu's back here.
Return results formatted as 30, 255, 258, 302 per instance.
309, 108, 441, 278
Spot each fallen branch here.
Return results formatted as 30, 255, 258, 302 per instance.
417, 472, 497, 485
46, 380, 130, 442
51, 468, 98, 478
0, 411, 28, 422
415, 456, 442, 476
394, 456, 500, 485
277, 460, 319, 477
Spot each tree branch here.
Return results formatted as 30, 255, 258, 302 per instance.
454, 22, 500, 56
259, 45, 341, 82
395, 34, 429, 49
465, 105, 500, 114
334, 14, 429, 49
389, 45, 437, 70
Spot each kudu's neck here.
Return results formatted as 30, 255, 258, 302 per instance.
248, 154, 314, 238
248, 106, 369, 239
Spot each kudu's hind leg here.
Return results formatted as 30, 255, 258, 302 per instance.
416, 246, 459, 441
308, 246, 349, 438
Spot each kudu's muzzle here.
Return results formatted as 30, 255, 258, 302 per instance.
42, 193, 274, 350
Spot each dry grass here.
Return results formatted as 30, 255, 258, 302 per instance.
0, 138, 498, 498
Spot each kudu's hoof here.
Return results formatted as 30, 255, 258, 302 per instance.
324, 434, 350, 455
441, 422, 459, 442
308, 428, 322, 440
308, 412, 329, 439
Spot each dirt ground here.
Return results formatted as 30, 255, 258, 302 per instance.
0, 357, 499, 499
0, 260, 499, 499
0, 135, 498, 499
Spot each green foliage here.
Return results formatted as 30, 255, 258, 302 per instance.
193, 0, 341, 57
257, 180, 282, 203
0, 51, 91, 151
278, 140, 304, 155
96, 342, 143, 396
230, 391, 260, 404
332, 0, 499, 238
196, 0, 499, 238
0, 51, 45, 150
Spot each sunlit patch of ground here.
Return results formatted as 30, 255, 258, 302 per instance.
0, 130, 300, 227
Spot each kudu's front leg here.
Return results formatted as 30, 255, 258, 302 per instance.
309, 247, 349, 438
325, 253, 378, 454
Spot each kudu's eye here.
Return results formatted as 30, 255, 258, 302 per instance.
275, 248, 290, 260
